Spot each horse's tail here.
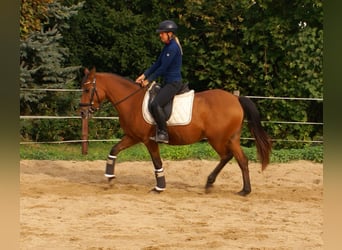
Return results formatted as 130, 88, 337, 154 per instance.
238, 96, 272, 171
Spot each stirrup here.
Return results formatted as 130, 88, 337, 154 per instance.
150, 130, 169, 143
149, 136, 169, 144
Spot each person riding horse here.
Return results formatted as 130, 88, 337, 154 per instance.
135, 20, 184, 144
80, 66, 272, 194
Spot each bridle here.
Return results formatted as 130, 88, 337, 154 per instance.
79, 77, 101, 114
79, 75, 148, 116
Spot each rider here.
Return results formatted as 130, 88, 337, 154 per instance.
136, 20, 184, 144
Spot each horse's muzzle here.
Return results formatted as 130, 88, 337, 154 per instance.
79, 103, 99, 118
79, 109, 90, 119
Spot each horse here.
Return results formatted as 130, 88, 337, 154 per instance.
79, 67, 272, 196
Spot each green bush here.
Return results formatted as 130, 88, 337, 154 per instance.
20, 142, 323, 163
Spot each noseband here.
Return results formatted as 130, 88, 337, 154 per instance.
79, 77, 101, 114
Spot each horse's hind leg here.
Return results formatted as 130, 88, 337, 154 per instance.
205, 152, 233, 190
230, 141, 251, 196
207, 137, 251, 196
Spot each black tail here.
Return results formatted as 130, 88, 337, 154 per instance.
238, 96, 272, 170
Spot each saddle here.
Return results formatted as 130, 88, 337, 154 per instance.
142, 82, 195, 126
148, 82, 190, 119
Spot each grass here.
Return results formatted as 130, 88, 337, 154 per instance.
20, 141, 323, 163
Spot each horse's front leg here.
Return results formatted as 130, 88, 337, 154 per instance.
145, 141, 165, 192
105, 135, 138, 184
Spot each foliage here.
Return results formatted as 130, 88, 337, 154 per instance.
20, 142, 323, 163
19, 102, 122, 142
20, 0, 80, 114
269, 145, 323, 163
20, 0, 323, 148
20, 0, 54, 40
20, 27, 78, 88
239, 0, 323, 148
173, 0, 253, 91
61, 0, 177, 75
174, 0, 323, 148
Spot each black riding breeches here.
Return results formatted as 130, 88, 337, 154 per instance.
151, 81, 183, 107
150, 81, 183, 131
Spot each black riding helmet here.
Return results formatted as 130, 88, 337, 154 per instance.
156, 20, 178, 33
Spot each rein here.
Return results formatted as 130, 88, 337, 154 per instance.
112, 83, 147, 107
79, 76, 148, 112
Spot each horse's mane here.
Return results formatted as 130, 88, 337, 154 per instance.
99, 72, 139, 86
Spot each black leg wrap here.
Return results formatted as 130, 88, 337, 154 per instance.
105, 155, 116, 178
154, 168, 166, 192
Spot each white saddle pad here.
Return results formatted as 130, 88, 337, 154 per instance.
142, 84, 195, 126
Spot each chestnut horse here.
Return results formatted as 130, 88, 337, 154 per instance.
79, 67, 272, 196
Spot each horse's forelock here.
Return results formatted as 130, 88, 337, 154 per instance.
80, 74, 89, 88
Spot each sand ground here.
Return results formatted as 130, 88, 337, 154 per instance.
20, 159, 323, 249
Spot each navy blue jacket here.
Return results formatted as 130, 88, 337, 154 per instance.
144, 38, 182, 84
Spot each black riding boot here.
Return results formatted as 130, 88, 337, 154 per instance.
150, 105, 169, 143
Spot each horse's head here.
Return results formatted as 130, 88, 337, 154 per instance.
79, 67, 102, 118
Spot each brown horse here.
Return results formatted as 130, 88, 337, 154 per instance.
79, 67, 272, 196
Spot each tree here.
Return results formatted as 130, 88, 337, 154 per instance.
61, 0, 180, 77
172, 0, 252, 91
20, 1, 83, 115
20, 0, 323, 146
240, 0, 323, 147
20, 0, 54, 40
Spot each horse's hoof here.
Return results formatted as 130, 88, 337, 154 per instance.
107, 176, 115, 187
149, 186, 165, 193
205, 183, 213, 193
108, 176, 115, 182
237, 189, 251, 196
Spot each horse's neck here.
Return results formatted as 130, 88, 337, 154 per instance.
99, 73, 142, 113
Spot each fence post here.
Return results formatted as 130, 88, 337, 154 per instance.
81, 116, 89, 155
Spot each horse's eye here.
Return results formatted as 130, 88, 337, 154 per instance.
84, 89, 90, 93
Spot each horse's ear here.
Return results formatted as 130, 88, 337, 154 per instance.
88, 66, 96, 78
90, 66, 96, 74
84, 67, 89, 75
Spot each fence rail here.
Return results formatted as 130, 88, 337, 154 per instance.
20, 88, 323, 101
19, 138, 324, 145
19, 88, 323, 145
20, 116, 119, 120
19, 115, 323, 125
